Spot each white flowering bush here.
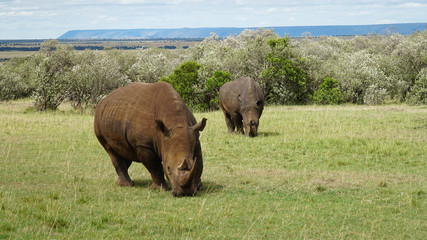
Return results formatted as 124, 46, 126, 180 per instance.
2, 30, 427, 108
407, 68, 427, 105
0, 64, 29, 101
67, 51, 130, 109
32, 41, 75, 111
128, 48, 185, 82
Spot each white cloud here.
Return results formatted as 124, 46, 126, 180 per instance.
283, 7, 296, 13
348, 11, 371, 16
6, 11, 34, 16
235, 0, 245, 6
265, 8, 277, 13
398, 2, 427, 8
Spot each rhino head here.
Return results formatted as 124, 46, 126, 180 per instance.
239, 95, 263, 137
155, 118, 207, 197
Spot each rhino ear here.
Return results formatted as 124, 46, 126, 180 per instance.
155, 119, 171, 137
193, 118, 207, 133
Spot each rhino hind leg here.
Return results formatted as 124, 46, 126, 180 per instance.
224, 112, 235, 133
135, 147, 169, 191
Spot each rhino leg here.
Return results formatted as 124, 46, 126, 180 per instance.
224, 112, 235, 133
108, 151, 134, 187
231, 113, 244, 135
136, 147, 169, 191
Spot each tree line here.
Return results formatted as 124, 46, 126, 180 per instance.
0, 28, 426, 111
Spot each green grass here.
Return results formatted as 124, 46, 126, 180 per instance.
1, 100, 426, 239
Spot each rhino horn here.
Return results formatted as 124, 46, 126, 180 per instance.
178, 157, 197, 186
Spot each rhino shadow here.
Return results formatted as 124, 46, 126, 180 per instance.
258, 131, 280, 137
132, 179, 154, 188
199, 181, 224, 195
132, 179, 223, 195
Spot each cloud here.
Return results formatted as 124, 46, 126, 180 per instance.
398, 2, 427, 8
235, 0, 245, 6
265, 8, 277, 13
348, 11, 371, 16
6, 11, 34, 17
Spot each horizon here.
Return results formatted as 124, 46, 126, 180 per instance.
1, 22, 426, 41
1, 1, 427, 40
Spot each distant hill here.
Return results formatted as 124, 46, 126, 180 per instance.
58, 23, 427, 39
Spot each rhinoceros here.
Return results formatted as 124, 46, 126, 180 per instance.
94, 82, 207, 197
219, 77, 264, 137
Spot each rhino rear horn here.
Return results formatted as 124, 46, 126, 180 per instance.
193, 118, 207, 133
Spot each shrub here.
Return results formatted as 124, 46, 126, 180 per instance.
32, 41, 75, 111
128, 48, 185, 83
205, 70, 231, 110
160, 61, 202, 109
407, 68, 427, 105
261, 37, 311, 104
313, 77, 343, 105
67, 51, 130, 109
0, 66, 29, 101
363, 84, 388, 105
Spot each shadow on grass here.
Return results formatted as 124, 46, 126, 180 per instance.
258, 131, 280, 137
199, 181, 224, 195
132, 179, 153, 188
132, 179, 223, 195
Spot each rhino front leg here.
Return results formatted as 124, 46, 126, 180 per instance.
136, 147, 169, 191
232, 113, 244, 135
108, 151, 134, 187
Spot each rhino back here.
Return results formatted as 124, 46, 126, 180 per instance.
219, 77, 263, 112
94, 82, 197, 158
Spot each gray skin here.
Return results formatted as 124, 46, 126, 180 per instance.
94, 82, 207, 197
219, 77, 264, 137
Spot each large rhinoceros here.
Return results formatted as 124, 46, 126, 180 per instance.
219, 77, 264, 137
94, 82, 207, 197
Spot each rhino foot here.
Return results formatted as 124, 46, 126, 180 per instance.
150, 182, 170, 191
116, 179, 134, 187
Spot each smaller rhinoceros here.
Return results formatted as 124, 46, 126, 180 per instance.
219, 77, 264, 137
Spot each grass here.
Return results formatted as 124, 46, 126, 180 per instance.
0, 100, 426, 239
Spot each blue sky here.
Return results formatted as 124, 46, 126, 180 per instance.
1, 0, 426, 39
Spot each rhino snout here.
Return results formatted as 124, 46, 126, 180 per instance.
245, 120, 258, 137
172, 186, 197, 197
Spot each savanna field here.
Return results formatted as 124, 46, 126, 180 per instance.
0, 100, 426, 239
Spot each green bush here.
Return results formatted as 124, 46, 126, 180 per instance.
205, 70, 231, 110
160, 61, 201, 109
261, 37, 311, 104
313, 77, 344, 105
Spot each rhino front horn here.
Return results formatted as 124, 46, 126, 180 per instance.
178, 157, 197, 186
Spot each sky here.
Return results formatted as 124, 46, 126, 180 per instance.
1, 0, 427, 39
